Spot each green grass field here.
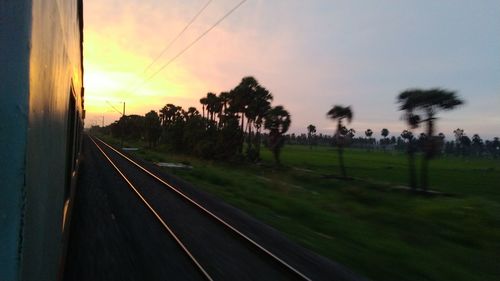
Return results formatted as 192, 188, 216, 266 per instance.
99, 135, 500, 281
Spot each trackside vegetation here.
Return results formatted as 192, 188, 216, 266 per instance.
91, 81, 500, 281
97, 134, 500, 281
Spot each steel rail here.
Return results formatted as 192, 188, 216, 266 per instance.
95, 137, 313, 281
89, 137, 214, 281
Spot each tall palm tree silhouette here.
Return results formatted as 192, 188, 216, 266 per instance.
398, 88, 463, 191
264, 106, 291, 165
307, 124, 316, 149
327, 105, 353, 178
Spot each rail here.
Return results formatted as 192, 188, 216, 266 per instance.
91, 136, 313, 281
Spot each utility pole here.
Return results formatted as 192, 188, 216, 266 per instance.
105, 100, 126, 148
120, 101, 126, 148
101, 116, 104, 127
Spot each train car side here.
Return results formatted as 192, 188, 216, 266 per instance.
0, 0, 84, 280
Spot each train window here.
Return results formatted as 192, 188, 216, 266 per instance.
64, 91, 76, 202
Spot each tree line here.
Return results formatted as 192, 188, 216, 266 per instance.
288, 127, 499, 158
92, 81, 498, 193
96, 76, 291, 164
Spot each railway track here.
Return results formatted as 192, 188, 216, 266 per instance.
89, 136, 313, 281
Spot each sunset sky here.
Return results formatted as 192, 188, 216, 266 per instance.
83, 0, 500, 139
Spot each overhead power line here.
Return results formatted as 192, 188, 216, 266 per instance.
123, 0, 213, 96
106, 100, 123, 115
129, 0, 247, 95
141, 0, 213, 76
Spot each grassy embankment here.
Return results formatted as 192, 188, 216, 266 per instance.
97, 134, 500, 281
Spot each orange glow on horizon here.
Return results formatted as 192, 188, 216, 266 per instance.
83, 30, 208, 126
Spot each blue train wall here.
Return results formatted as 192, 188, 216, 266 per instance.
0, 0, 84, 280
0, 1, 32, 280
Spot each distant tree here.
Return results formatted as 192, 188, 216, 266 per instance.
418, 132, 427, 150
460, 135, 472, 156
401, 130, 414, 140
397, 88, 464, 191
144, 110, 161, 148
365, 129, 374, 150
365, 129, 373, 138
199, 97, 208, 119
453, 128, 464, 141
229, 76, 266, 156
160, 104, 182, 128
436, 132, 445, 155
453, 128, 465, 156
307, 124, 317, 149
245, 83, 273, 160
472, 134, 483, 156
205, 92, 219, 122
229, 77, 256, 132
264, 106, 291, 165
401, 129, 417, 189
381, 128, 389, 139
109, 120, 121, 138
159, 105, 168, 126
347, 128, 356, 139
119, 114, 145, 140
472, 134, 481, 143
219, 91, 230, 116
183, 112, 213, 158
395, 136, 405, 150
492, 137, 500, 158
381, 128, 389, 151
158, 104, 185, 149
327, 105, 353, 178
453, 128, 463, 147
184, 107, 200, 119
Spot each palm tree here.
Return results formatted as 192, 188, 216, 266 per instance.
347, 128, 356, 139
307, 124, 316, 149
492, 137, 500, 158
365, 129, 373, 138
219, 92, 230, 113
381, 128, 389, 151
159, 105, 168, 127
199, 97, 208, 119
230, 76, 257, 133
218, 91, 231, 127
185, 107, 200, 119
326, 105, 353, 178
381, 128, 389, 138
397, 88, 464, 191
453, 128, 464, 141
472, 134, 483, 156
472, 134, 482, 144
401, 129, 417, 190
365, 129, 373, 150
144, 110, 161, 148
246, 84, 273, 160
162, 104, 180, 126
453, 128, 464, 155
228, 77, 258, 154
205, 92, 218, 122
264, 106, 291, 165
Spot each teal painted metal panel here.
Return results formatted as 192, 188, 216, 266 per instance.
0, 1, 32, 281
21, 0, 84, 280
